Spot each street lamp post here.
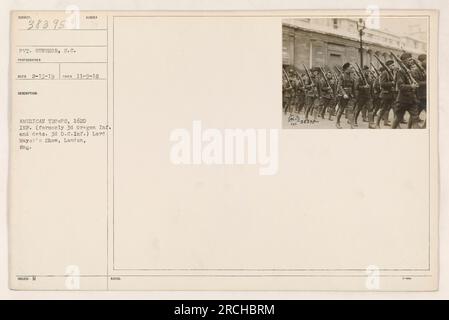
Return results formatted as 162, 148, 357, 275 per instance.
357, 18, 366, 67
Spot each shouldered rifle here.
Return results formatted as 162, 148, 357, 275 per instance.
282, 67, 293, 89
373, 54, 394, 80
355, 63, 368, 85
294, 69, 305, 88
329, 68, 340, 94
331, 69, 338, 83
302, 63, 315, 87
370, 63, 380, 77
390, 51, 419, 86
319, 66, 335, 98
350, 63, 363, 82
412, 58, 426, 78
331, 69, 340, 91
334, 72, 340, 94
335, 66, 343, 76
334, 66, 349, 97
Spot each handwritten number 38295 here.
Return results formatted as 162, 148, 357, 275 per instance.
27, 19, 66, 30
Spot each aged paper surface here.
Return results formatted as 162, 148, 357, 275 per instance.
8, 10, 438, 291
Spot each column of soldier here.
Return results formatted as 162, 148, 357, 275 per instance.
282, 52, 427, 129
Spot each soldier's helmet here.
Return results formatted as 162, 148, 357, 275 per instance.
418, 54, 427, 63
385, 60, 394, 67
342, 62, 351, 71
400, 52, 412, 61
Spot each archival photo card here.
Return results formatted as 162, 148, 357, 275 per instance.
8, 10, 438, 291
282, 17, 428, 129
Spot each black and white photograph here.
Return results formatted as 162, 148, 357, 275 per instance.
1, 0, 448, 303
282, 17, 428, 129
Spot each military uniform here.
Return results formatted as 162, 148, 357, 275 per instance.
353, 70, 372, 127
283, 69, 296, 114
304, 74, 318, 121
392, 53, 420, 129
318, 74, 337, 120
371, 72, 382, 125
410, 60, 426, 128
414, 68, 426, 113
294, 75, 306, 114
335, 63, 355, 129
376, 63, 396, 128
282, 77, 293, 114
288, 70, 298, 113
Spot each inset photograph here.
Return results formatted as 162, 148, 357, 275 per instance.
282, 17, 427, 129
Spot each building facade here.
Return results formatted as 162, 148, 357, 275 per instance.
282, 18, 427, 70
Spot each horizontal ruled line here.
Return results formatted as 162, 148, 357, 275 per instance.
19, 28, 107, 31
16, 61, 107, 64
15, 78, 107, 81
16, 45, 107, 47
15, 274, 433, 278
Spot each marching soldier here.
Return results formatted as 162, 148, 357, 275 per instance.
335, 62, 355, 129
391, 64, 408, 125
327, 70, 339, 121
318, 71, 337, 120
311, 67, 322, 121
365, 66, 378, 128
288, 68, 298, 113
295, 72, 307, 115
331, 70, 341, 121
392, 52, 420, 129
282, 67, 295, 114
282, 75, 292, 114
353, 65, 372, 128
304, 67, 319, 121
409, 53, 426, 128
371, 67, 382, 127
376, 60, 395, 128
